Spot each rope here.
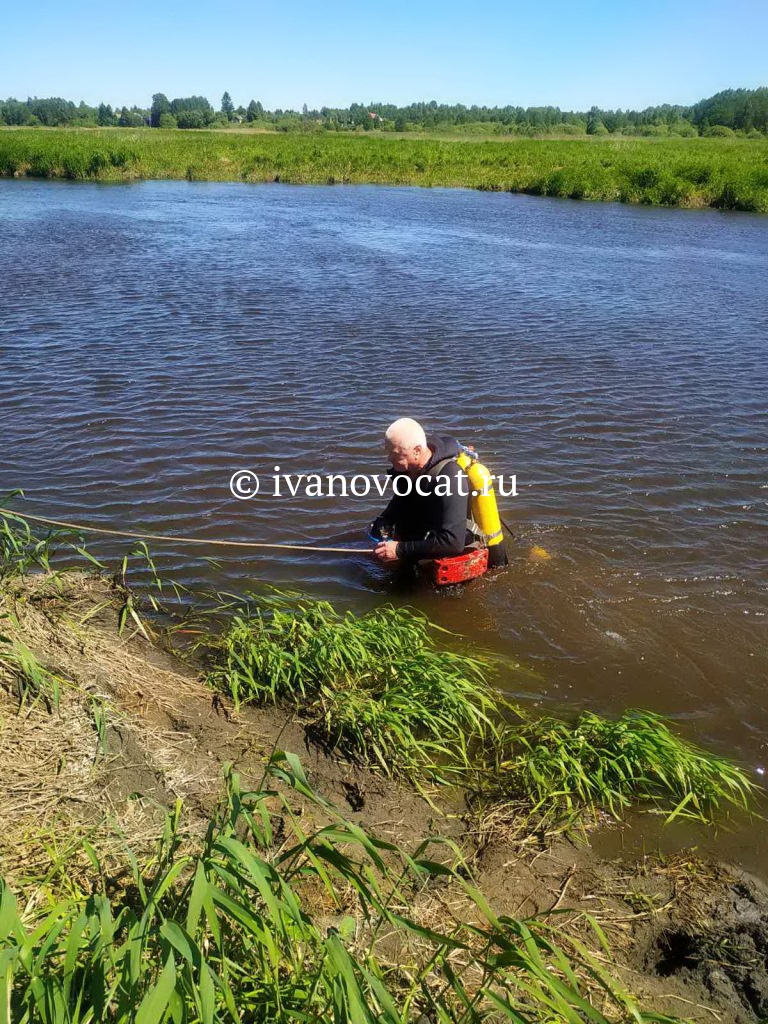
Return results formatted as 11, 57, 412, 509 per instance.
0, 508, 371, 555
499, 514, 516, 540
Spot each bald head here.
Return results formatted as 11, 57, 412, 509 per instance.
384, 418, 430, 474
385, 418, 427, 450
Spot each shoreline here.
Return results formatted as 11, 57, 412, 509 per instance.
1, 128, 767, 212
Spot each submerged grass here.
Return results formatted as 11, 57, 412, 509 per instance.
1, 128, 767, 210
0, 753, 679, 1024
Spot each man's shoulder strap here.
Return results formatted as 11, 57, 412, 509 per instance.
424, 455, 458, 478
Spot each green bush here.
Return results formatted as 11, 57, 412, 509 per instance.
549, 122, 585, 135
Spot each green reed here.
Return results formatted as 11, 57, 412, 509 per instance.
1, 128, 767, 210
0, 754, 679, 1024
0, 493, 90, 582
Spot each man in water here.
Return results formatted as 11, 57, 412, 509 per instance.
371, 418, 475, 565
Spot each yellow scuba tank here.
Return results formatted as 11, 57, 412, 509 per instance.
456, 448, 509, 567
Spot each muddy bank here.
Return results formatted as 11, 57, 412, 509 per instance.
1, 569, 766, 1022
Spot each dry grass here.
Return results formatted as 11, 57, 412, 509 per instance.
0, 571, 218, 893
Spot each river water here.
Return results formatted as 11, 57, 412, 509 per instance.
1, 179, 767, 861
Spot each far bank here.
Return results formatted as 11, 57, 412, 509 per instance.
1, 128, 767, 211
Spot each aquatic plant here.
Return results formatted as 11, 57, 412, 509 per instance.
0, 494, 89, 581
1, 128, 767, 211
201, 594, 758, 828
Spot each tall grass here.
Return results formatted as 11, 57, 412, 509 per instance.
0, 754, 679, 1023
202, 595, 500, 777
0, 494, 93, 582
0, 503, 188, 643
1, 128, 767, 210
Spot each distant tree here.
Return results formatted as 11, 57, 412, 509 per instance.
97, 103, 115, 126
0, 99, 29, 125
151, 93, 171, 128
28, 97, 77, 126
704, 125, 736, 137
75, 100, 97, 124
246, 99, 263, 122
586, 106, 603, 135
177, 109, 205, 129
170, 96, 215, 122
691, 87, 768, 132
158, 112, 177, 128
118, 106, 144, 127
6, 85, 764, 138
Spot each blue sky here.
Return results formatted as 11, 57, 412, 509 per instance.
2, 0, 766, 111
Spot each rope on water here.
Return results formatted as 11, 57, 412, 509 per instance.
0, 508, 371, 555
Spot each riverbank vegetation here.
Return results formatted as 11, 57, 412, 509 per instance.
0, 750, 677, 1024
3, 86, 767, 137
197, 591, 756, 828
201, 598, 500, 777
0, 504, 762, 1020
1, 128, 767, 210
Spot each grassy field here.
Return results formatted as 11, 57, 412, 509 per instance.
1, 127, 767, 210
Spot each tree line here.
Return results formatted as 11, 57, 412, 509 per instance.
1, 88, 766, 137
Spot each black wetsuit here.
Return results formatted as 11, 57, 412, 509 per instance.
373, 435, 474, 561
